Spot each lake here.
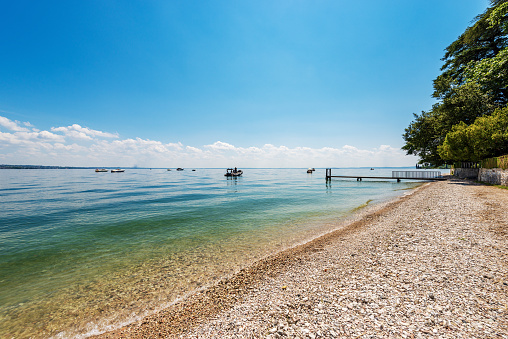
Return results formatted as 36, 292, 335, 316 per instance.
0, 167, 447, 338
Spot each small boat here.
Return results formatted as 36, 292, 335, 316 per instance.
370, 168, 375, 170
111, 169, 125, 173
224, 168, 243, 177
192, 169, 196, 171
167, 169, 171, 171
95, 168, 108, 172
176, 168, 184, 171
307, 168, 316, 173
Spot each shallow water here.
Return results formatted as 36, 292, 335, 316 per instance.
0, 168, 447, 338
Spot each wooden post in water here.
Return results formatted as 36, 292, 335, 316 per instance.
326, 168, 331, 180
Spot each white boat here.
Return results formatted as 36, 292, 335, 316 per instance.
307, 168, 316, 173
224, 168, 243, 177
95, 168, 108, 172
111, 169, 125, 173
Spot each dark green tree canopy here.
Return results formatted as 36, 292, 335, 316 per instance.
434, 1, 508, 100
403, 0, 508, 165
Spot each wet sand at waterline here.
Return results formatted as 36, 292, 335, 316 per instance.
0, 168, 427, 338
95, 178, 508, 338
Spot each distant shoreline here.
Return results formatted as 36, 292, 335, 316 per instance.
0, 165, 442, 170
0, 165, 155, 169
0, 165, 91, 169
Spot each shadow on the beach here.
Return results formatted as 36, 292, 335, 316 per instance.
447, 177, 484, 186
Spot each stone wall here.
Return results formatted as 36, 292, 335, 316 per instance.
478, 168, 508, 186
451, 168, 479, 179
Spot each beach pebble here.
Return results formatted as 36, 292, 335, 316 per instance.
94, 179, 508, 339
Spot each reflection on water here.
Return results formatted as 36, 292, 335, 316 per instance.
0, 168, 443, 338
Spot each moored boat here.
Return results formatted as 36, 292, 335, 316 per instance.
176, 168, 184, 171
111, 169, 125, 173
224, 168, 243, 177
95, 168, 108, 172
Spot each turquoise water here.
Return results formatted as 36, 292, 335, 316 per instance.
0, 168, 446, 338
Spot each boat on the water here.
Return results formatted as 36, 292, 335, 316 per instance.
111, 169, 125, 173
176, 168, 184, 171
167, 169, 171, 171
95, 168, 108, 172
307, 168, 316, 173
224, 168, 243, 177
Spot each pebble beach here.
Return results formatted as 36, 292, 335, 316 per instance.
95, 177, 508, 338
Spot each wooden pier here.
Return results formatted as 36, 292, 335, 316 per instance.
325, 169, 446, 182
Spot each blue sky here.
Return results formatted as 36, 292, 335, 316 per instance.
0, 0, 490, 167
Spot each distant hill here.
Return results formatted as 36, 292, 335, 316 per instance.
0, 165, 92, 169
0, 165, 164, 169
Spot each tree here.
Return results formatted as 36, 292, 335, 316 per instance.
438, 106, 508, 161
464, 47, 508, 106
403, 0, 508, 165
433, 1, 508, 100
403, 82, 496, 164
402, 110, 442, 164
488, 1, 508, 33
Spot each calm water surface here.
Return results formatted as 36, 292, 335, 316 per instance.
0, 168, 447, 338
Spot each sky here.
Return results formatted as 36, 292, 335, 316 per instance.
0, 0, 490, 168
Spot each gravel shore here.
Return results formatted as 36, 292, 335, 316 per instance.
95, 178, 508, 338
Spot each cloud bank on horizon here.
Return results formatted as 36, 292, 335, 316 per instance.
0, 115, 417, 168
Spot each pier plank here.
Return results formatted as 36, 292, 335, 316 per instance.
325, 169, 446, 181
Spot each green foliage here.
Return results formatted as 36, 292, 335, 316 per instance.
402, 110, 442, 164
436, 82, 497, 127
465, 48, 508, 105
402, 82, 495, 164
488, 2, 508, 32
481, 154, 508, 169
482, 156, 499, 168
403, 0, 508, 165
500, 154, 508, 168
433, 3, 508, 100
438, 106, 508, 161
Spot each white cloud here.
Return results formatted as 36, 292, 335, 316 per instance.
51, 124, 118, 140
0, 116, 29, 132
0, 116, 418, 167
0, 131, 18, 143
166, 142, 183, 150
39, 130, 66, 142
205, 141, 236, 151
186, 146, 204, 153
